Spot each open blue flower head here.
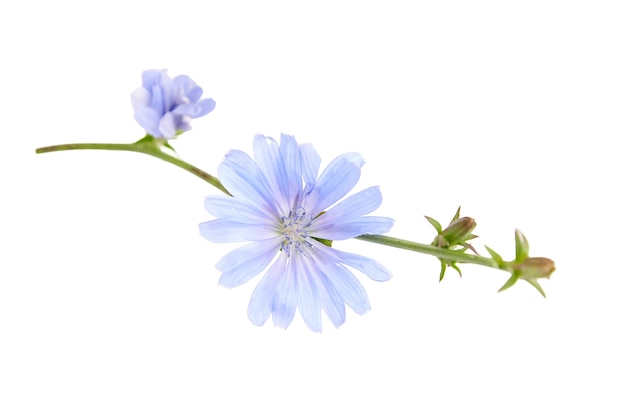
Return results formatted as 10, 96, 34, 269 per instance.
131, 69, 216, 139
199, 134, 394, 331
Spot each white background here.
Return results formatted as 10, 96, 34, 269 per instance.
1, 1, 625, 416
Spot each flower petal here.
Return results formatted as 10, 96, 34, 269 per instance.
215, 240, 279, 288
248, 256, 287, 326
311, 217, 394, 240
315, 255, 371, 315
218, 150, 279, 214
199, 219, 275, 242
271, 258, 298, 329
296, 256, 322, 332
306, 152, 364, 215
319, 244, 393, 282
204, 195, 275, 224
317, 273, 346, 328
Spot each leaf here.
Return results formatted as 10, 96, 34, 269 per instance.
485, 245, 504, 267
524, 279, 547, 298
425, 216, 442, 233
515, 229, 530, 262
497, 273, 520, 293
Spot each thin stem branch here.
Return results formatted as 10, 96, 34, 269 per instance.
355, 234, 502, 270
36, 141, 231, 196
36, 139, 504, 271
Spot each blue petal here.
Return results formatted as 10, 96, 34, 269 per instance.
279, 134, 303, 204
197, 98, 216, 116
216, 241, 279, 288
300, 143, 321, 193
317, 274, 346, 328
253, 135, 291, 211
318, 244, 392, 282
315, 186, 383, 223
218, 150, 279, 214
133, 108, 161, 137
248, 256, 287, 326
199, 219, 275, 242
296, 256, 322, 332
315, 257, 371, 315
158, 112, 177, 138
311, 217, 394, 240
204, 195, 275, 225
271, 258, 298, 329
130, 87, 150, 112
306, 152, 364, 215
141, 69, 166, 89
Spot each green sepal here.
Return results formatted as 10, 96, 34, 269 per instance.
425, 216, 442, 233
524, 279, 547, 298
312, 237, 333, 247
497, 272, 520, 293
438, 261, 447, 281
485, 245, 504, 267
515, 229, 530, 262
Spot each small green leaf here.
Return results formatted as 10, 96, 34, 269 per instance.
312, 237, 333, 247
438, 261, 447, 281
450, 262, 463, 278
524, 279, 547, 298
425, 216, 442, 233
485, 245, 504, 266
497, 272, 520, 293
450, 206, 461, 223
515, 229, 530, 262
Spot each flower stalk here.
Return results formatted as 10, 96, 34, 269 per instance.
36, 139, 554, 295
35, 136, 231, 196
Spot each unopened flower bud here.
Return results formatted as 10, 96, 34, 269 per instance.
514, 257, 556, 280
434, 217, 477, 248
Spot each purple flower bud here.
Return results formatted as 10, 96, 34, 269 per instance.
131, 69, 216, 139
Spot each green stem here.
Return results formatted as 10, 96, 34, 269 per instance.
35, 139, 231, 196
35, 139, 502, 271
356, 234, 504, 271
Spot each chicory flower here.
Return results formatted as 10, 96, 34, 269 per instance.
131, 69, 215, 139
199, 134, 394, 331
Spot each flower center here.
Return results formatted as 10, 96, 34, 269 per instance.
280, 206, 314, 256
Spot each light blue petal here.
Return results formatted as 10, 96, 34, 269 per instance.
141, 69, 166, 89
130, 87, 150, 112
197, 98, 216, 116
279, 134, 303, 204
315, 257, 371, 315
248, 256, 287, 326
199, 219, 275, 242
204, 195, 275, 225
300, 142, 321, 193
296, 256, 322, 332
317, 274, 346, 328
314, 186, 383, 225
216, 241, 279, 288
253, 135, 290, 211
133, 108, 161, 137
218, 150, 279, 214
318, 244, 392, 282
271, 258, 298, 329
158, 112, 177, 138
306, 152, 364, 215
311, 217, 394, 240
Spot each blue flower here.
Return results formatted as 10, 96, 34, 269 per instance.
131, 69, 216, 139
199, 134, 394, 331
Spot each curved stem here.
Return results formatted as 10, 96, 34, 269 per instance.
36, 140, 231, 196
356, 234, 503, 270
35, 139, 502, 271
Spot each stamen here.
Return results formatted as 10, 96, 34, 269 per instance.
280, 206, 315, 257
